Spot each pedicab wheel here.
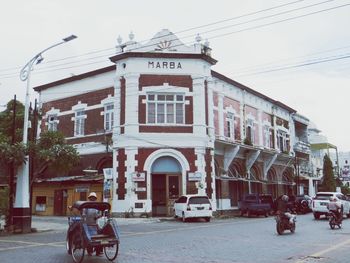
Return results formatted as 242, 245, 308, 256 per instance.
71, 234, 85, 263
290, 223, 296, 233
104, 242, 119, 261
182, 212, 187, 222
329, 218, 335, 229
276, 222, 284, 235
66, 237, 71, 255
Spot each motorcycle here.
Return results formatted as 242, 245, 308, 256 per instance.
328, 209, 342, 229
275, 211, 296, 235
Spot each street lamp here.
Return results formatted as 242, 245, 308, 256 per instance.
13, 35, 77, 233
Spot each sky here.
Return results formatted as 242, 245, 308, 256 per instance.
1, 0, 350, 150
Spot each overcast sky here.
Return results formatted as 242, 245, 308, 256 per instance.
1, 0, 350, 150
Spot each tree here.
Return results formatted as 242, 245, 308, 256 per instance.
320, 154, 336, 192
0, 99, 80, 229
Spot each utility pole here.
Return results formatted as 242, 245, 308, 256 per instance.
7, 95, 16, 229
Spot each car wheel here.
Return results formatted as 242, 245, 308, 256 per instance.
182, 212, 187, 222
313, 212, 320, 220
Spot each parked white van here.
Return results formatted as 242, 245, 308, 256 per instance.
174, 195, 212, 222
312, 192, 350, 219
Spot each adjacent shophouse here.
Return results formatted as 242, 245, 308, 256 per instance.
33, 29, 311, 216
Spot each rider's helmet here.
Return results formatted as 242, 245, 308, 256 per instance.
329, 196, 337, 202
282, 195, 289, 202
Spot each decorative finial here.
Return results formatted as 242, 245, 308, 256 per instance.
129, 31, 135, 41
117, 35, 123, 45
195, 33, 202, 43
204, 39, 210, 47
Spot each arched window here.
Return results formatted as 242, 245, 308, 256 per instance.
151, 156, 182, 173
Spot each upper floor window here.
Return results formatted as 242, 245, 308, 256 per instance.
226, 112, 234, 139
47, 114, 58, 132
245, 119, 254, 144
104, 103, 114, 132
147, 94, 185, 124
277, 130, 290, 152
75, 110, 85, 136
264, 125, 274, 148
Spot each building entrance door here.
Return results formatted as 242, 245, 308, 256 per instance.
151, 174, 181, 217
53, 189, 68, 216
152, 174, 167, 216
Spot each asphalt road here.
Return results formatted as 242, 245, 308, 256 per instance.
1, 214, 350, 263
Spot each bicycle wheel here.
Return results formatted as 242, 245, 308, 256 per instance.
71, 234, 85, 263
104, 242, 119, 261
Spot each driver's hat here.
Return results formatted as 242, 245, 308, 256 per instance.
88, 192, 97, 199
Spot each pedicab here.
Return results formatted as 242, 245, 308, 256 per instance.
66, 201, 120, 263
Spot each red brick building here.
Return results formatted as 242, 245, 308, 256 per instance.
34, 29, 310, 216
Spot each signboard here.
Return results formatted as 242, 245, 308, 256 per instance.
188, 171, 202, 181
103, 179, 112, 199
103, 168, 113, 180
132, 172, 146, 182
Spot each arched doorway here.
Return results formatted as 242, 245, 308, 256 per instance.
151, 156, 182, 217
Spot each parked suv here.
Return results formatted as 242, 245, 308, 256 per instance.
312, 192, 350, 219
174, 195, 212, 222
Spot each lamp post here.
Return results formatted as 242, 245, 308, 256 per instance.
14, 35, 77, 233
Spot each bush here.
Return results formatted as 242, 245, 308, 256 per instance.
0, 187, 9, 218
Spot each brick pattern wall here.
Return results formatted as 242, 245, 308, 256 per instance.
117, 149, 127, 200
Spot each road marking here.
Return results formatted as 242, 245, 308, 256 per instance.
0, 240, 65, 252
121, 218, 266, 237
295, 238, 350, 262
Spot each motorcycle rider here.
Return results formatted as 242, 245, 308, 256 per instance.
277, 194, 296, 224
327, 196, 342, 222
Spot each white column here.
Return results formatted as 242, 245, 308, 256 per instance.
258, 109, 263, 147
124, 73, 140, 135
192, 76, 206, 136
206, 77, 215, 148
113, 77, 121, 143
218, 93, 224, 139
111, 149, 119, 213
240, 104, 244, 141
195, 148, 206, 195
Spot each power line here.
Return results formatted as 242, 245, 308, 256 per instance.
0, 0, 339, 79
0, 0, 307, 74
235, 53, 350, 77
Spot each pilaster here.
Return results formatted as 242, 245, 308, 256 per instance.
124, 73, 140, 135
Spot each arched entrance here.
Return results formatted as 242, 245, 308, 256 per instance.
151, 156, 182, 217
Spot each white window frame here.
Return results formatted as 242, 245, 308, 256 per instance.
74, 109, 86, 136
264, 125, 274, 149
226, 112, 235, 139
104, 103, 114, 132
246, 119, 255, 144
277, 129, 290, 152
146, 93, 185, 124
47, 114, 58, 132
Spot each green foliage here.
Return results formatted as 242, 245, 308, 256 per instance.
341, 185, 350, 195
0, 98, 80, 180
0, 99, 25, 143
0, 187, 9, 217
243, 137, 253, 146
0, 142, 27, 166
320, 154, 336, 192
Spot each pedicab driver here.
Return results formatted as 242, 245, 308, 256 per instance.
86, 192, 103, 256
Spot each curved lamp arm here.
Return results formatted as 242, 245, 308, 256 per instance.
20, 35, 77, 81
